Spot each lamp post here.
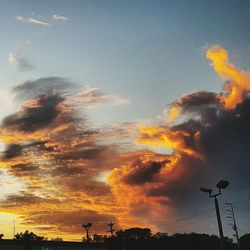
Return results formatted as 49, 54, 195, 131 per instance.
82, 223, 92, 241
200, 180, 229, 250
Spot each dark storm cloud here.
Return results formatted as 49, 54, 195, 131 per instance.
124, 160, 170, 185
3, 192, 55, 207
2, 144, 23, 159
146, 156, 207, 203
172, 92, 220, 112
13, 77, 75, 100
2, 93, 65, 132
170, 92, 222, 123
9, 164, 38, 177
110, 91, 250, 228
198, 97, 250, 187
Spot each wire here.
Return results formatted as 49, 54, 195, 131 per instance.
232, 199, 250, 205
157, 208, 214, 227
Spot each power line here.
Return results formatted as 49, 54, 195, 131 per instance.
225, 203, 241, 250
157, 208, 214, 227
232, 199, 250, 205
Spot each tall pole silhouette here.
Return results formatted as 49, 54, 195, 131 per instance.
200, 180, 229, 250
214, 195, 224, 250
107, 222, 115, 237
13, 220, 15, 239
225, 202, 241, 250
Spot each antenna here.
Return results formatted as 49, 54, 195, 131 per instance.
13, 220, 15, 239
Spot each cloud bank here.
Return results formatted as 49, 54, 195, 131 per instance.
0, 46, 250, 239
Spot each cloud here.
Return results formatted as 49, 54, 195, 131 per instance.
123, 160, 170, 185
107, 45, 250, 230
52, 15, 68, 21
2, 93, 65, 132
70, 86, 130, 109
2, 144, 23, 160
8, 41, 34, 71
0, 77, 128, 238
1, 46, 250, 238
13, 77, 74, 100
16, 16, 51, 26
8, 52, 34, 71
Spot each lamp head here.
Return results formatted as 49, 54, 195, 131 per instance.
86, 223, 92, 228
200, 187, 212, 194
216, 180, 229, 189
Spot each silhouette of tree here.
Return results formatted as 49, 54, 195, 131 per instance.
51, 237, 63, 241
115, 228, 152, 240
14, 230, 44, 241
92, 234, 107, 243
104, 228, 238, 250
240, 234, 250, 250
152, 232, 169, 239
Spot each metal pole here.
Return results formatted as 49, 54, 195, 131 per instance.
214, 196, 225, 250
86, 228, 89, 240
13, 220, 15, 239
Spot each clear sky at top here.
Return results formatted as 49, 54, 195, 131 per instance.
0, 0, 249, 124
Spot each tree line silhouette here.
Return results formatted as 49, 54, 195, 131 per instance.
3, 228, 249, 250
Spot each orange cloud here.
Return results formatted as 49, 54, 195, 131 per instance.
167, 106, 182, 123
1, 46, 250, 239
206, 45, 250, 109
137, 126, 200, 158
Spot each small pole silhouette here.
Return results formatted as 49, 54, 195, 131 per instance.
107, 222, 115, 237
225, 202, 241, 250
13, 220, 15, 239
82, 223, 92, 241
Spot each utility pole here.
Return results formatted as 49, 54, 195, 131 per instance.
225, 202, 241, 250
13, 220, 16, 239
200, 179, 229, 250
214, 195, 224, 250
107, 222, 115, 237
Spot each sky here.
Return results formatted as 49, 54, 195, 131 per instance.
0, 0, 249, 241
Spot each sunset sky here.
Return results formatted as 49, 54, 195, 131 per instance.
0, 0, 249, 241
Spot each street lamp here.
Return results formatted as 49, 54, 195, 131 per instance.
200, 180, 229, 250
82, 223, 92, 241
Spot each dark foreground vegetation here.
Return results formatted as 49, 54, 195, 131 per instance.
2, 228, 249, 250
90, 228, 250, 250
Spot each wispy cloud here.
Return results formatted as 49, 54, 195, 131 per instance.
0, 77, 127, 238
8, 41, 34, 71
8, 52, 33, 71
16, 16, 51, 26
52, 14, 68, 21
70, 86, 130, 109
